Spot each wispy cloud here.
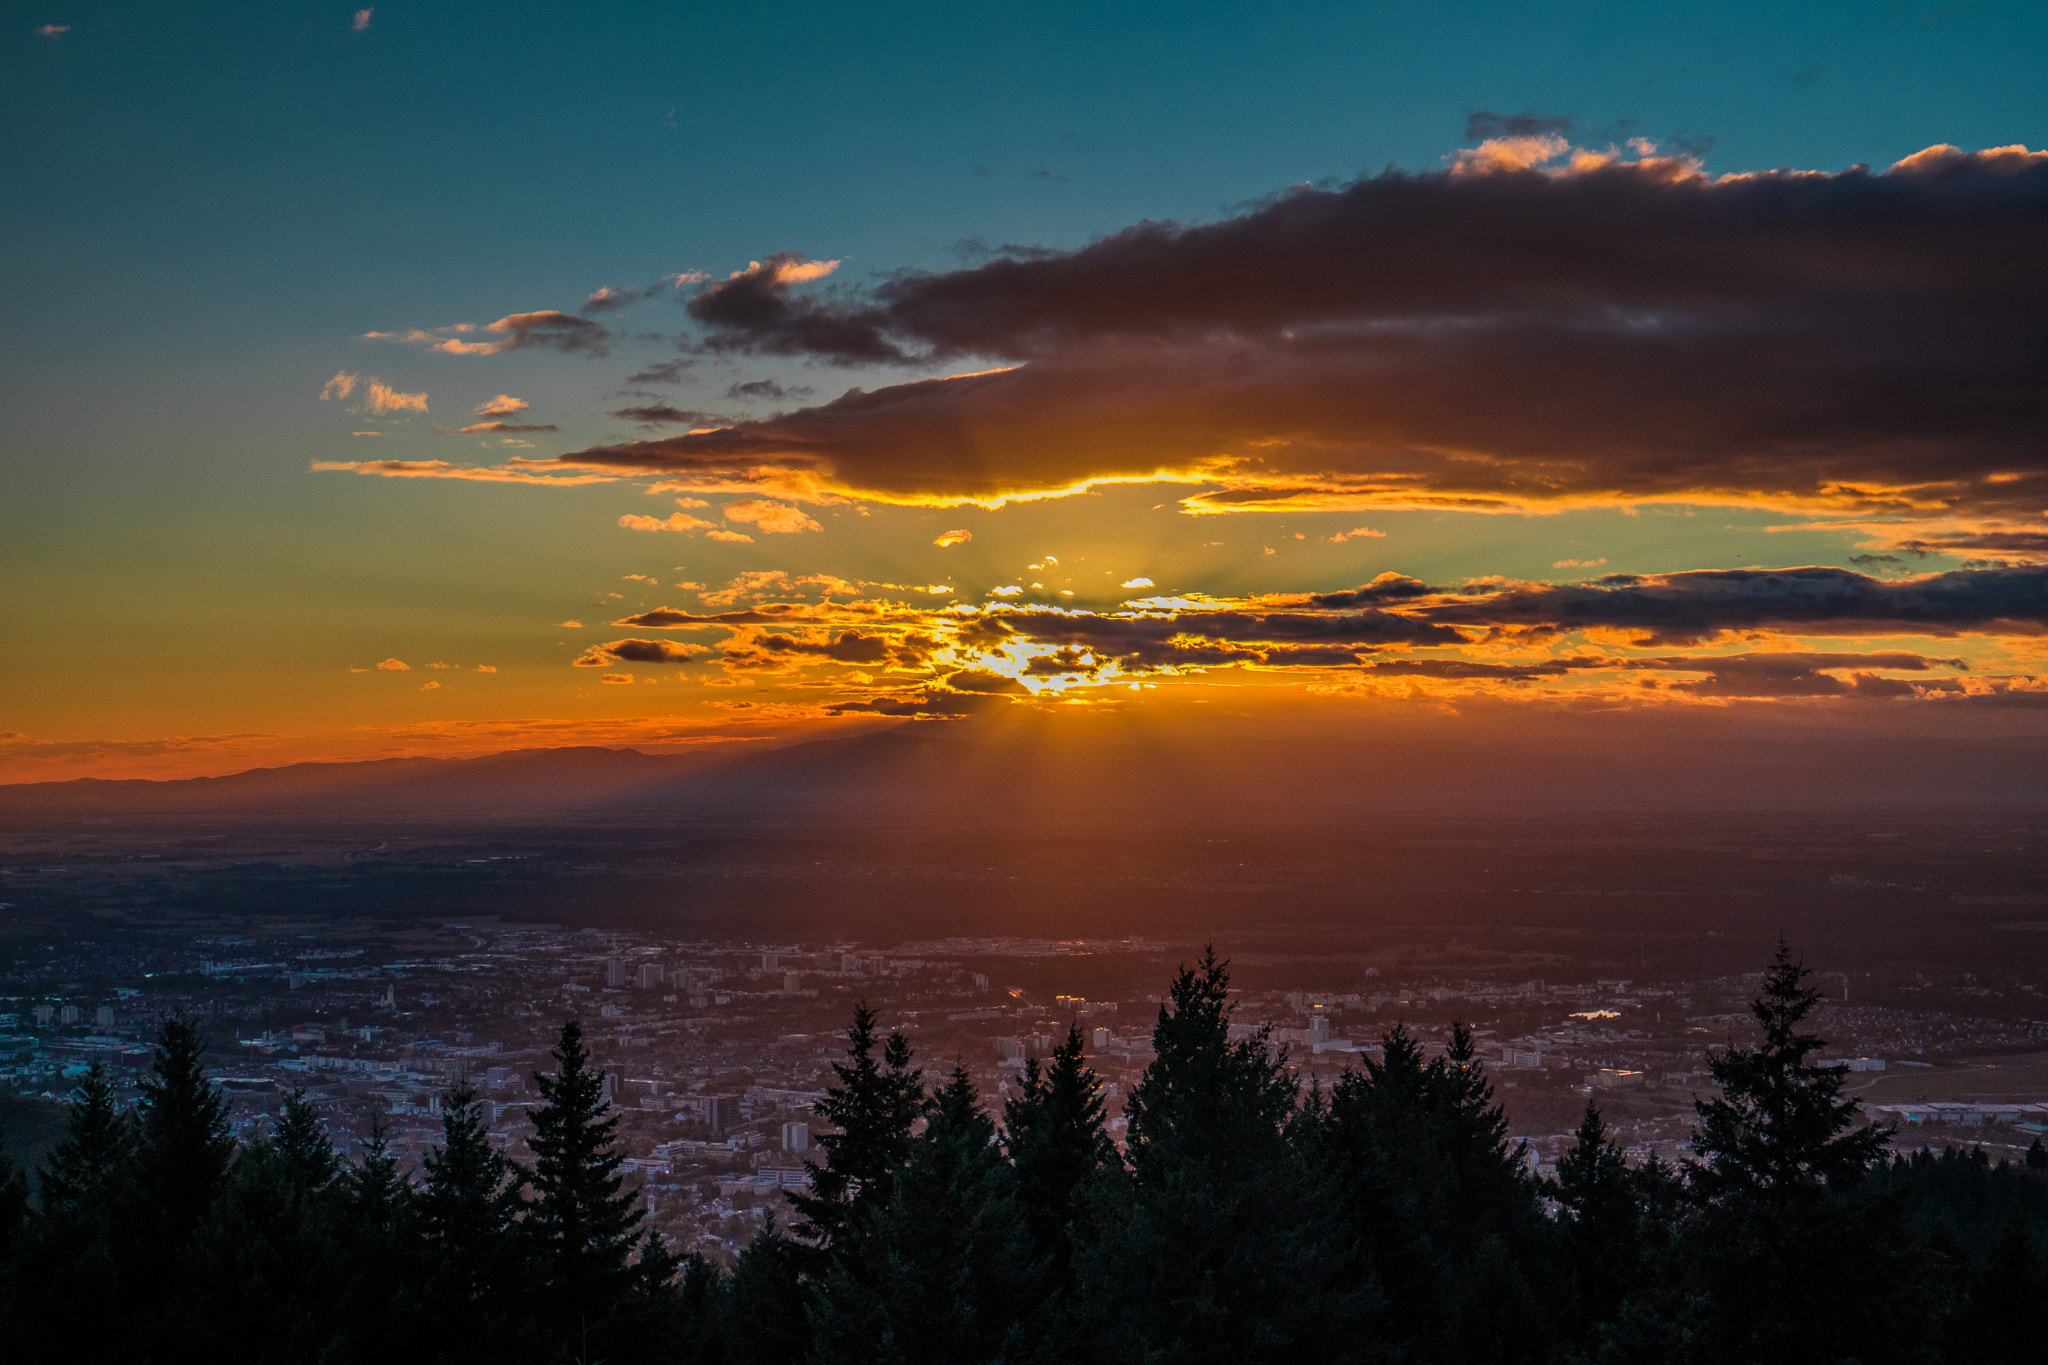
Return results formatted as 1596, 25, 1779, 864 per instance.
934, 529, 972, 547
352, 9, 372, 31
312, 459, 615, 486
364, 379, 427, 414
33, 23, 68, 38
474, 394, 529, 418
319, 371, 358, 401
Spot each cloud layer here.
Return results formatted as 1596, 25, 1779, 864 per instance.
544, 143, 2048, 524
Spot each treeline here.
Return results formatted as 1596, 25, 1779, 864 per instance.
2, 946, 2045, 1364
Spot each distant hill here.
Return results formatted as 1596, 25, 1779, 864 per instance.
6, 716, 2048, 825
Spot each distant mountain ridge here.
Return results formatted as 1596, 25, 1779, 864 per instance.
7, 720, 2048, 822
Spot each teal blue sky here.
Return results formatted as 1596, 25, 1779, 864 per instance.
5, 2, 2047, 777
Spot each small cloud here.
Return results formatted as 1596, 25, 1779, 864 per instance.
599, 673, 634, 684
364, 379, 427, 414
706, 529, 755, 543
374, 658, 410, 671
419, 680, 443, 691
626, 359, 694, 385
990, 585, 1023, 597
609, 404, 715, 425
622, 573, 658, 584
426, 661, 455, 669
1552, 557, 1608, 569
473, 394, 529, 418
559, 620, 583, 629
452, 421, 558, 434
583, 286, 630, 313
726, 378, 812, 402
499, 438, 535, 447
319, 371, 358, 401
34, 23, 68, 38
1329, 527, 1386, 542
475, 664, 497, 673
723, 498, 823, 534
670, 497, 710, 508
352, 8, 372, 30
1121, 577, 1154, 589
351, 431, 383, 437
934, 529, 972, 548
1262, 547, 1276, 556
619, 512, 715, 534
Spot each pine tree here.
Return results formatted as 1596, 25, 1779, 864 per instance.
271, 1088, 339, 1195
36, 1061, 134, 1217
2027, 1137, 2047, 1172
1611, 946, 1932, 1365
329, 1117, 424, 1365
1691, 941, 1889, 1205
417, 1083, 533, 1363
791, 1002, 925, 1251
1320, 1019, 1549, 1362
526, 1019, 650, 1349
1003, 1023, 1111, 1293
810, 1063, 1041, 1365
134, 1015, 235, 1242
1081, 947, 1373, 1364
174, 1104, 346, 1364
1551, 1100, 1642, 1336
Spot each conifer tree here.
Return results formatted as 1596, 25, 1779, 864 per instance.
526, 1019, 650, 1347
271, 1088, 339, 1195
417, 1083, 532, 1361
36, 1060, 134, 1217
329, 1117, 423, 1365
1082, 947, 1372, 1363
1551, 1100, 1642, 1334
1691, 941, 1889, 1205
175, 1102, 345, 1364
134, 1015, 235, 1242
792, 1002, 925, 1251
1003, 1022, 1111, 1291
810, 1063, 1041, 1365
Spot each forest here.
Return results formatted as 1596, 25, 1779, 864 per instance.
1, 945, 2043, 1365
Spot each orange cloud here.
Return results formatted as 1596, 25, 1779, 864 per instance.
364, 379, 427, 414
707, 529, 755, 543
619, 512, 716, 534
474, 394, 530, 418
934, 529, 972, 547
313, 459, 614, 486
723, 499, 823, 534
319, 371, 358, 401
374, 658, 410, 671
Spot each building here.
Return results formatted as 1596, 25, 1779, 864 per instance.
635, 962, 664, 989
782, 1121, 810, 1153
784, 971, 802, 993
1503, 1048, 1544, 1069
1091, 1027, 1111, 1050
94, 1005, 115, 1030
704, 1094, 741, 1135
994, 1037, 1026, 1066
605, 959, 627, 988
1307, 1014, 1331, 1045
761, 952, 780, 972
58, 1005, 80, 1026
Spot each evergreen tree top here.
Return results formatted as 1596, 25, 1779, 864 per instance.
1691, 941, 1889, 1204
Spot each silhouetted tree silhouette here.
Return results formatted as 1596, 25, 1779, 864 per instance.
527, 1019, 657, 1355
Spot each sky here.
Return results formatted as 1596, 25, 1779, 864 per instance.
5, 1, 2048, 783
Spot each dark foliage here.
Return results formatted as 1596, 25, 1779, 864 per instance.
1, 948, 2043, 1365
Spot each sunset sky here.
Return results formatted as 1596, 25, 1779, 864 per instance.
6, 2, 2048, 782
